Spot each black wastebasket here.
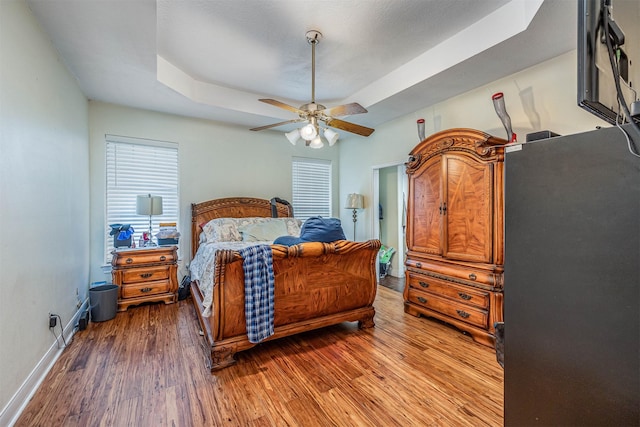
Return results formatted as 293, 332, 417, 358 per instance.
89, 284, 118, 322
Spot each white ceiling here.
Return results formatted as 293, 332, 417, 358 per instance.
26, 0, 576, 137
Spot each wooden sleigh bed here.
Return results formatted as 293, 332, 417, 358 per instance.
189, 197, 381, 371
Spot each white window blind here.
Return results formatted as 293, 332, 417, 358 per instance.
292, 157, 332, 221
105, 135, 179, 262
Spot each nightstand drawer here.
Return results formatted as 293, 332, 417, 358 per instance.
122, 266, 170, 284
112, 248, 176, 267
121, 280, 170, 299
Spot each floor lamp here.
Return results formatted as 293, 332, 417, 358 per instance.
136, 194, 163, 246
345, 193, 364, 241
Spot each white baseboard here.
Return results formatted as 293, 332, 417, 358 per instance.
0, 299, 89, 427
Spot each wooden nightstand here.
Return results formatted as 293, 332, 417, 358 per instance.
111, 246, 178, 311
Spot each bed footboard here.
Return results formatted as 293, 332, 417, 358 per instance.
191, 239, 381, 371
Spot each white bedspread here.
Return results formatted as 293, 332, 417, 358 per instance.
190, 240, 272, 317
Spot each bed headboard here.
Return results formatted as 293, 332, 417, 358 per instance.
191, 197, 293, 257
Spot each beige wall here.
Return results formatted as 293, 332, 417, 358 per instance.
88, 102, 340, 282
0, 0, 90, 421
337, 51, 607, 240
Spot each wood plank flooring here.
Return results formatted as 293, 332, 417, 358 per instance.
16, 285, 503, 426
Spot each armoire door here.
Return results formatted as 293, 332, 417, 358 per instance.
443, 153, 493, 263
408, 155, 442, 256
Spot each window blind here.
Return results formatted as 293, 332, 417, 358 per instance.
105, 135, 179, 262
292, 157, 332, 221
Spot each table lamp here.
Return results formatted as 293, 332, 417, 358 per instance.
136, 194, 163, 246
345, 193, 364, 240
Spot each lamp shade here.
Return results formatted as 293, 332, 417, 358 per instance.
285, 129, 301, 145
345, 193, 364, 209
309, 136, 324, 149
324, 128, 339, 146
299, 123, 318, 141
136, 194, 163, 216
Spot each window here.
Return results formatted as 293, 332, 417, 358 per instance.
105, 135, 179, 262
292, 157, 332, 221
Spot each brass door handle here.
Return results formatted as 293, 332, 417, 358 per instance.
458, 292, 472, 300
159, 256, 166, 261
468, 273, 477, 280
140, 273, 153, 279
456, 310, 470, 319
419, 281, 429, 288
141, 287, 153, 293
417, 297, 427, 304
126, 258, 133, 264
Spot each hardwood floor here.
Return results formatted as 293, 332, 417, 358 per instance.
16, 286, 503, 426
378, 275, 405, 292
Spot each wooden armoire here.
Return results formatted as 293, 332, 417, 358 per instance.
403, 128, 506, 346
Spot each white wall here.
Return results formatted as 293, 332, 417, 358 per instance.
88, 102, 340, 282
338, 50, 607, 240
0, 0, 90, 423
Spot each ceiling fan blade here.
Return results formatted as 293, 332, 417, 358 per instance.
323, 103, 368, 117
250, 119, 303, 132
259, 99, 303, 115
325, 118, 375, 137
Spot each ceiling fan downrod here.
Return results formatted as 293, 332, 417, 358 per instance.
306, 30, 322, 105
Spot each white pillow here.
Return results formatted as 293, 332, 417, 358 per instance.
201, 218, 242, 242
239, 220, 288, 242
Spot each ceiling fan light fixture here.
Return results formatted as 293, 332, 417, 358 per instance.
285, 129, 301, 145
309, 136, 324, 149
324, 128, 339, 146
299, 122, 318, 141
251, 30, 374, 143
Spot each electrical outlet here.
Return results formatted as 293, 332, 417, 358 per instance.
49, 313, 57, 328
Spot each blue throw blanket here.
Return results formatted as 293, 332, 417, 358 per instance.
239, 245, 275, 343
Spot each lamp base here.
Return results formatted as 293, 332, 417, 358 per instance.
352, 209, 358, 241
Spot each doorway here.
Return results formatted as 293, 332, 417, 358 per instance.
371, 162, 408, 280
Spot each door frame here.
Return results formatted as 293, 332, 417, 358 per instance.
371, 160, 408, 278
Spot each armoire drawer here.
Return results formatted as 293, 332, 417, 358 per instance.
406, 258, 501, 289
122, 266, 170, 284
406, 288, 489, 329
407, 272, 490, 309
121, 280, 170, 299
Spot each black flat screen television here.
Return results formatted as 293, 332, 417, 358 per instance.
578, 0, 639, 124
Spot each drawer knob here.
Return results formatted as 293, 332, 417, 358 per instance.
416, 262, 422, 268
140, 273, 153, 279
141, 287, 153, 293
160, 255, 166, 261
456, 310, 470, 319
458, 292, 472, 300
126, 258, 133, 264
468, 273, 477, 280
417, 297, 427, 304
419, 281, 429, 288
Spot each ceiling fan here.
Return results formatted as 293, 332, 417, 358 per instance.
250, 30, 374, 148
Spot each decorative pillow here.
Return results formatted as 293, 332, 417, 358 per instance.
301, 217, 346, 242
273, 235, 302, 246
274, 216, 346, 246
201, 218, 242, 242
239, 220, 288, 242
282, 217, 303, 237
